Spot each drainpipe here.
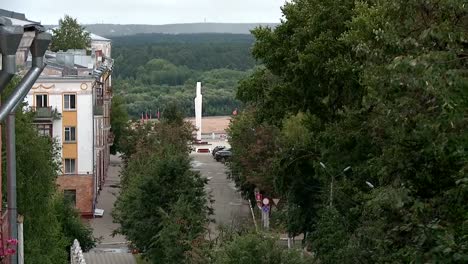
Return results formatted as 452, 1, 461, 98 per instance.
0, 24, 23, 262
0, 25, 24, 89
91, 82, 96, 218
4, 31, 51, 264
0, 32, 51, 121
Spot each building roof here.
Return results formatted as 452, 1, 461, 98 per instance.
0, 9, 28, 21
90, 33, 110, 41
46, 28, 110, 42
0, 9, 43, 31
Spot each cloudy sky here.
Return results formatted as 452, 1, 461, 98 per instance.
3, 0, 286, 25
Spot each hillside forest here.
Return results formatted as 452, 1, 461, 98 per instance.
111, 33, 256, 118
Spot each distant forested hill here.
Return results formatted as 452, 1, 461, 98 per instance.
45, 23, 278, 37
112, 33, 256, 79
112, 33, 256, 118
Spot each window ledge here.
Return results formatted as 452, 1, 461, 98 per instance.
63, 141, 77, 144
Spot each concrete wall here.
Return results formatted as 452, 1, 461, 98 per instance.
77, 93, 93, 174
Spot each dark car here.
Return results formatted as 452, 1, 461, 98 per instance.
212, 146, 226, 157
215, 149, 232, 163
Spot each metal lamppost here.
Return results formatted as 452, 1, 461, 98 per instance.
319, 162, 351, 207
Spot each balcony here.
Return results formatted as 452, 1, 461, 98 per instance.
33, 107, 61, 122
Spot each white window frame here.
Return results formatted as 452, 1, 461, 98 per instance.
36, 94, 48, 108
64, 94, 76, 110
64, 158, 76, 174
64, 127, 76, 142
36, 124, 52, 137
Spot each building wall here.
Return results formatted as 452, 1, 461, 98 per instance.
91, 40, 111, 58
26, 80, 94, 172
26, 79, 96, 215
77, 93, 93, 174
56, 175, 93, 216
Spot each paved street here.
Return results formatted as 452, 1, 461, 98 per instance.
86, 155, 136, 264
191, 153, 250, 234
84, 153, 249, 262
90, 155, 127, 246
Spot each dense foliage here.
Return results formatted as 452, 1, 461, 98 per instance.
51, 15, 91, 52
112, 34, 255, 78
113, 115, 211, 263
213, 233, 310, 264
112, 34, 256, 118
228, 0, 468, 262
110, 95, 128, 154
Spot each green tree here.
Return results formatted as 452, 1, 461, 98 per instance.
213, 233, 311, 264
50, 15, 91, 52
110, 95, 128, 154
54, 195, 96, 252
113, 120, 211, 263
229, 0, 468, 262
162, 101, 185, 125
11, 111, 68, 263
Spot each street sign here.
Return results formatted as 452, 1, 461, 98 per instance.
262, 205, 270, 213
262, 198, 270, 205
256, 193, 262, 201
272, 198, 280, 205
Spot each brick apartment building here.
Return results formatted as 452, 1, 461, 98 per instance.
25, 35, 113, 217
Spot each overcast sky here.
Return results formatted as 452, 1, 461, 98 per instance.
3, 0, 286, 25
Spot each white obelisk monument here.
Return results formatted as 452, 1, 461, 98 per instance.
194, 82, 203, 141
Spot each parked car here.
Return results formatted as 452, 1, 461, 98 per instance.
215, 149, 232, 163
212, 146, 226, 157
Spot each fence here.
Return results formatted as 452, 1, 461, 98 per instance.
70, 239, 86, 264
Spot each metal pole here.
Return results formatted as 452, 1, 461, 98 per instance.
248, 199, 258, 232
7, 112, 17, 264
0, 55, 16, 89
330, 175, 334, 207
0, 66, 43, 122
5, 31, 51, 264
17, 215, 23, 264
0, 27, 23, 264
92, 83, 96, 217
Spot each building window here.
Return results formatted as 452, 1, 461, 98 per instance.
36, 124, 52, 137
36, 94, 48, 108
64, 94, 76, 110
64, 190, 76, 206
64, 158, 76, 174
64, 127, 76, 142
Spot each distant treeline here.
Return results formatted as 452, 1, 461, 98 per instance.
112, 33, 256, 117
111, 33, 255, 45
112, 34, 256, 79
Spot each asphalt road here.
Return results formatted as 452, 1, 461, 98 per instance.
87, 155, 136, 263
191, 153, 250, 234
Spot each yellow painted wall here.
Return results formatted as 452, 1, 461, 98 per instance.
62, 99, 78, 159
63, 143, 77, 158
62, 111, 77, 126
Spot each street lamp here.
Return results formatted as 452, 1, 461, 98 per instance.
319, 161, 351, 207
365, 181, 375, 189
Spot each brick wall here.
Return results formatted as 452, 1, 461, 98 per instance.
56, 175, 93, 216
